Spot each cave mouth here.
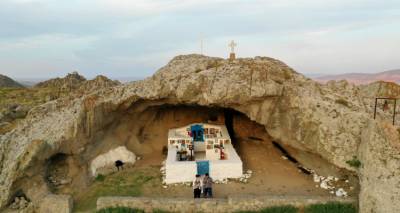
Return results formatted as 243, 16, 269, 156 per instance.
68, 103, 359, 210
120, 104, 348, 176
45, 153, 73, 192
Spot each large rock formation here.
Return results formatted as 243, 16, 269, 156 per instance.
35, 71, 87, 89
0, 55, 399, 212
0, 73, 120, 134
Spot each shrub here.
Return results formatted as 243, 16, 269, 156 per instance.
97, 207, 145, 213
304, 202, 357, 213
236, 205, 298, 213
346, 156, 362, 168
95, 174, 105, 182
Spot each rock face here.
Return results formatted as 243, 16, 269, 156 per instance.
90, 146, 136, 176
0, 72, 120, 134
0, 54, 399, 212
35, 71, 87, 89
0, 74, 24, 88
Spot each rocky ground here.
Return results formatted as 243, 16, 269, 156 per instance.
0, 55, 399, 213
0, 72, 120, 134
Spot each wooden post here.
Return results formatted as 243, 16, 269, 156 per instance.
393, 99, 397, 125
374, 98, 378, 119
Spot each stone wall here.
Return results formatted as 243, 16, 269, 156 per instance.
38, 194, 73, 213
97, 196, 356, 213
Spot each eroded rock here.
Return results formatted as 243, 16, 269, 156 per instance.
0, 54, 399, 212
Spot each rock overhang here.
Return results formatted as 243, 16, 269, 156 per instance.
0, 54, 399, 212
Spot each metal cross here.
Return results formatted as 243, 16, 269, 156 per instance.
229, 40, 237, 53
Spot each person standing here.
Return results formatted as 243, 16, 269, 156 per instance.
193, 174, 202, 198
202, 173, 213, 198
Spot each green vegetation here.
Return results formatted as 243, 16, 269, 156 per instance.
335, 98, 350, 107
97, 208, 173, 213
0, 86, 86, 134
92, 201, 358, 213
96, 174, 106, 182
152, 209, 173, 213
0, 87, 62, 110
346, 156, 362, 168
304, 202, 357, 213
97, 207, 145, 213
74, 167, 160, 212
236, 205, 298, 213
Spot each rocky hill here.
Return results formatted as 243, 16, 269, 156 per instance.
0, 55, 399, 212
315, 69, 400, 85
35, 71, 87, 89
0, 74, 24, 88
0, 72, 120, 134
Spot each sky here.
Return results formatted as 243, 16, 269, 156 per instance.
1, 0, 400, 79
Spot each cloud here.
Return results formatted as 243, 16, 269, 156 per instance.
0, 0, 399, 78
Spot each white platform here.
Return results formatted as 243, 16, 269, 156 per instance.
165, 145, 243, 184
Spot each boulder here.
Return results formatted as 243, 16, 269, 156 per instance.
90, 146, 136, 176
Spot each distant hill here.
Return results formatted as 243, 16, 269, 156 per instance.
0, 71, 120, 134
0, 74, 24, 88
35, 71, 121, 94
35, 71, 87, 90
315, 69, 400, 85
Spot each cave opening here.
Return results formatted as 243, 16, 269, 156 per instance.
69, 103, 359, 208
121, 104, 345, 184
223, 108, 237, 144
45, 153, 72, 192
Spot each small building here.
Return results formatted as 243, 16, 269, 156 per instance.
165, 123, 243, 184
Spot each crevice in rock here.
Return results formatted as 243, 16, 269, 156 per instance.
272, 141, 312, 175
45, 153, 72, 192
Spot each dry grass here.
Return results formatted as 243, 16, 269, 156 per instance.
74, 167, 162, 212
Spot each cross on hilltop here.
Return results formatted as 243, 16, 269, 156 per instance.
228, 40, 237, 60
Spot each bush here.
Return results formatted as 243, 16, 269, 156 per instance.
95, 174, 105, 182
346, 156, 361, 168
97, 207, 145, 213
236, 205, 298, 213
304, 202, 357, 213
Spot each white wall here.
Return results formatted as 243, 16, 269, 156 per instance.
193, 141, 205, 152
210, 144, 243, 180
210, 160, 243, 180
165, 141, 243, 184
165, 148, 197, 184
